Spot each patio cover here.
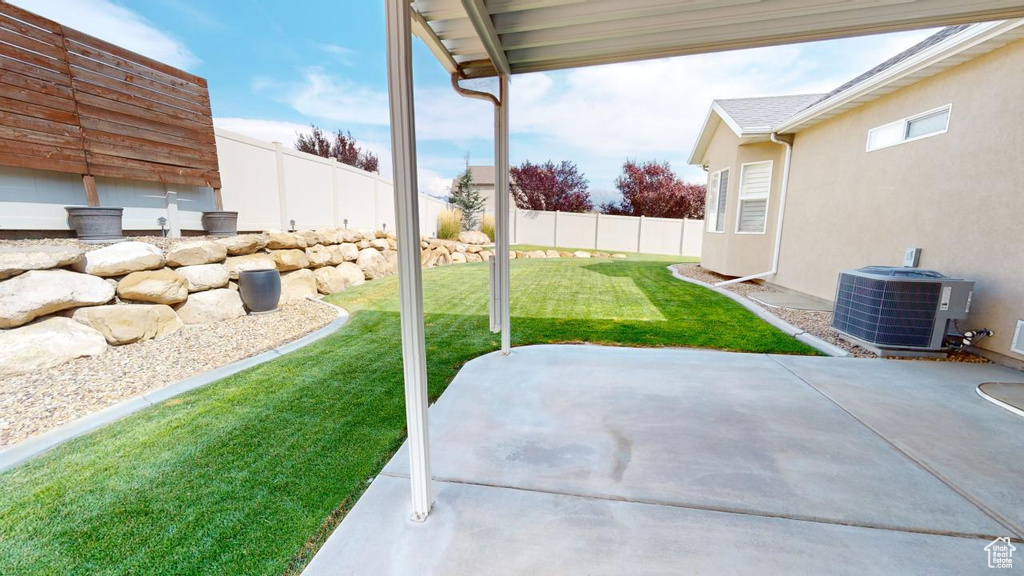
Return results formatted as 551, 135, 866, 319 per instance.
384, 0, 1024, 521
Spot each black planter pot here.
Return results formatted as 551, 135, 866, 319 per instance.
238, 269, 281, 313
65, 206, 124, 243
201, 211, 239, 236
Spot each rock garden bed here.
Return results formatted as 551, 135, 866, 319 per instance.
673, 263, 988, 363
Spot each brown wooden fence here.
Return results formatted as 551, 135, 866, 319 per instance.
0, 1, 220, 206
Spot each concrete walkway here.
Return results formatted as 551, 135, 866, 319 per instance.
304, 346, 1024, 575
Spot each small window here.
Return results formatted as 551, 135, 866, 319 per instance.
867, 104, 951, 151
706, 168, 729, 232
736, 161, 771, 234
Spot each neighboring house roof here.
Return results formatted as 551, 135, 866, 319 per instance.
689, 19, 1024, 164
714, 94, 826, 134
451, 165, 496, 190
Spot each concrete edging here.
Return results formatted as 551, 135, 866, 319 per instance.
0, 297, 351, 474
667, 266, 849, 358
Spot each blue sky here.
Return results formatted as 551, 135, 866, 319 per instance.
14, 0, 936, 204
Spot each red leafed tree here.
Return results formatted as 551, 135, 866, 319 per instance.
510, 160, 593, 212
295, 125, 379, 174
601, 160, 705, 219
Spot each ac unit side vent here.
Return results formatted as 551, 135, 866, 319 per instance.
1011, 320, 1024, 356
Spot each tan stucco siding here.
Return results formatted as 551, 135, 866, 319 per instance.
699, 124, 786, 277
776, 38, 1024, 358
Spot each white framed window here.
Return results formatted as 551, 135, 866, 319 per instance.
706, 168, 729, 233
735, 161, 772, 234
866, 104, 952, 151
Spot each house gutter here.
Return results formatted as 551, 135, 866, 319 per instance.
716, 132, 792, 287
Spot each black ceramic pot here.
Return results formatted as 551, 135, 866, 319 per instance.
238, 269, 281, 313
66, 206, 124, 243
201, 211, 239, 236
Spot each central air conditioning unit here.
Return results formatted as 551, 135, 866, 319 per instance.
831, 266, 974, 352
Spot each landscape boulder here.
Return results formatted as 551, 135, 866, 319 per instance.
0, 317, 107, 378
73, 241, 164, 277
166, 240, 227, 267
279, 269, 317, 305
336, 262, 365, 289
317, 229, 342, 245
224, 253, 276, 279
216, 234, 266, 256
176, 263, 230, 292
72, 304, 182, 345
369, 238, 389, 251
545, 249, 560, 258
296, 230, 323, 247
337, 243, 359, 262
340, 229, 363, 243
481, 250, 494, 260
451, 252, 467, 264
528, 250, 547, 259
573, 251, 591, 258
465, 252, 483, 263
613, 253, 628, 259
117, 269, 189, 304
559, 251, 574, 258
175, 288, 245, 324
0, 245, 83, 280
458, 230, 490, 245
0, 269, 114, 328
265, 231, 306, 250
306, 244, 333, 268
270, 249, 309, 271
313, 266, 345, 294
356, 248, 389, 279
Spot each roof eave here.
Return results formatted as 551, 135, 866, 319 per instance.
776, 19, 1024, 133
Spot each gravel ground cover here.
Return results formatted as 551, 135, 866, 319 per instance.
0, 298, 339, 449
672, 263, 988, 363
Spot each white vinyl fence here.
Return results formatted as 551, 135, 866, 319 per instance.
216, 128, 447, 235
512, 209, 703, 257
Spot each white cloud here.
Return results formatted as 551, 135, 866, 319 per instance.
10, 0, 200, 70
253, 28, 938, 187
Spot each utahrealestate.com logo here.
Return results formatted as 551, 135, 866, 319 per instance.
985, 537, 1016, 569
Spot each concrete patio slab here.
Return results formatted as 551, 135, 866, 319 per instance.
771, 355, 1024, 537
383, 346, 1004, 537
304, 474, 993, 576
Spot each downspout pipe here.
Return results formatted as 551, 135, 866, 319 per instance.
716, 132, 793, 287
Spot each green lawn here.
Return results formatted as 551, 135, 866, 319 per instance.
0, 257, 816, 575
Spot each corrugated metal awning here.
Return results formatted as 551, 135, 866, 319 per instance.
412, 0, 1024, 78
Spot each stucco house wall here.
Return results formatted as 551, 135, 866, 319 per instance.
700, 129, 786, 278
774, 38, 1024, 358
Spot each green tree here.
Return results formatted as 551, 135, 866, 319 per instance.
448, 158, 486, 231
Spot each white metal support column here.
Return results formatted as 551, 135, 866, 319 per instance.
495, 75, 511, 355
384, 0, 432, 522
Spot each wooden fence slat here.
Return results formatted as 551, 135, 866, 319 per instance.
67, 52, 209, 106
0, 1, 62, 33
0, 95, 80, 125
0, 124, 84, 148
0, 25, 66, 60
80, 116, 209, 152
70, 65, 211, 116
0, 79, 76, 112
0, 12, 61, 45
0, 39, 66, 73
0, 3, 221, 190
0, 136, 87, 162
0, 109, 82, 138
0, 150, 87, 173
83, 128, 219, 169
87, 152, 220, 188
0, 53, 72, 86
63, 30, 206, 88
71, 79, 212, 128
77, 101, 214, 144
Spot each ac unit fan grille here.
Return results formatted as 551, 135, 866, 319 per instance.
833, 274, 941, 347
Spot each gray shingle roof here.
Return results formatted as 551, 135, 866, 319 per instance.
816, 24, 972, 102
712, 24, 973, 132
714, 94, 826, 132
